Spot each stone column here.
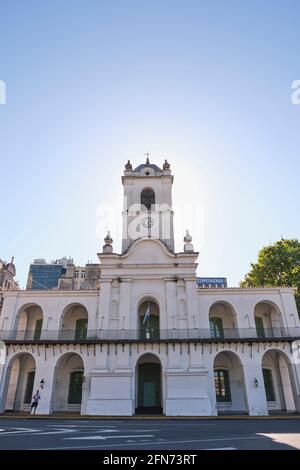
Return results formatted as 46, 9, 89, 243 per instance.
34, 350, 57, 415
119, 279, 132, 330
0, 348, 9, 413
243, 350, 268, 416
165, 279, 177, 330
97, 280, 111, 330
185, 279, 199, 329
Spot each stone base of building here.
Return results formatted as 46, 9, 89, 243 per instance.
85, 371, 133, 415
165, 398, 214, 416
85, 399, 133, 416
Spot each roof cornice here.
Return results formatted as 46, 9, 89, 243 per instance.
197, 286, 297, 294
1, 289, 99, 298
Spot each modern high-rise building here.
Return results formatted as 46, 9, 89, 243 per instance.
26, 258, 100, 290
26, 258, 68, 290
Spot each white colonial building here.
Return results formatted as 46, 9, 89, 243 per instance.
0, 159, 300, 416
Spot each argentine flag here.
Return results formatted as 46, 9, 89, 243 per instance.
142, 302, 151, 324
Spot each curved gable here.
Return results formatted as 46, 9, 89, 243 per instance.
122, 238, 175, 264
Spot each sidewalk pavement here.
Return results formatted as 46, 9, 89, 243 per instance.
0, 413, 299, 420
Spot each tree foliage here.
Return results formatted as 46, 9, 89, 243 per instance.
240, 238, 300, 313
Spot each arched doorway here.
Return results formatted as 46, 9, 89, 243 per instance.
4, 353, 36, 412
135, 353, 162, 414
254, 302, 283, 338
213, 351, 248, 414
262, 350, 297, 413
60, 304, 88, 341
14, 304, 43, 341
209, 302, 237, 339
51, 353, 84, 413
138, 300, 160, 340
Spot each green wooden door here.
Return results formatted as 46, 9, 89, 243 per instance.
68, 371, 83, 404
75, 319, 88, 340
209, 317, 224, 338
262, 368, 276, 401
255, 316, 265, 338
138, 363, 161, 408
23, 371, 35, 404
33, 319, 43, 340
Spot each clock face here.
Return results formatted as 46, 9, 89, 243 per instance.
142, 216, 154, 228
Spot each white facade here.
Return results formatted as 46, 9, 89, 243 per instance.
0, 159, 300, 416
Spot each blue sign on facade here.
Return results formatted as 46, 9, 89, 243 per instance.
196, 277, 227, 288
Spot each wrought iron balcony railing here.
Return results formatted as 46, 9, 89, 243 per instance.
1, 327, 300, 342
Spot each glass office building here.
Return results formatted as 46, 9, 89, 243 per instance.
27, 262, 66, 290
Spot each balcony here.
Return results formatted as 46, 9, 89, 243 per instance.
1, 327, 300, 343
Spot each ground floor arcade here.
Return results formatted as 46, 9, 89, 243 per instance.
0, 341, 299, 416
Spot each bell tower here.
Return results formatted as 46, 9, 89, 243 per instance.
121, 157, 174, 253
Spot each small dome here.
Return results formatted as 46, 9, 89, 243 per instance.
133, 163, 162, 173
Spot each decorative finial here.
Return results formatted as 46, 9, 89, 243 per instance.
104, 231, 113, 245
184, 230, 192, 243
103, 231, 113, 254
183, 230, 194, 252
125, 160, 132, 171
163, 159, 170, 170
144, 152, 150, 164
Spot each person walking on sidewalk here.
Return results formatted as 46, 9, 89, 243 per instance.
31, 390, 41, 415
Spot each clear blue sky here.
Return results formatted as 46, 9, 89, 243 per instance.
1, 0, 299, 288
